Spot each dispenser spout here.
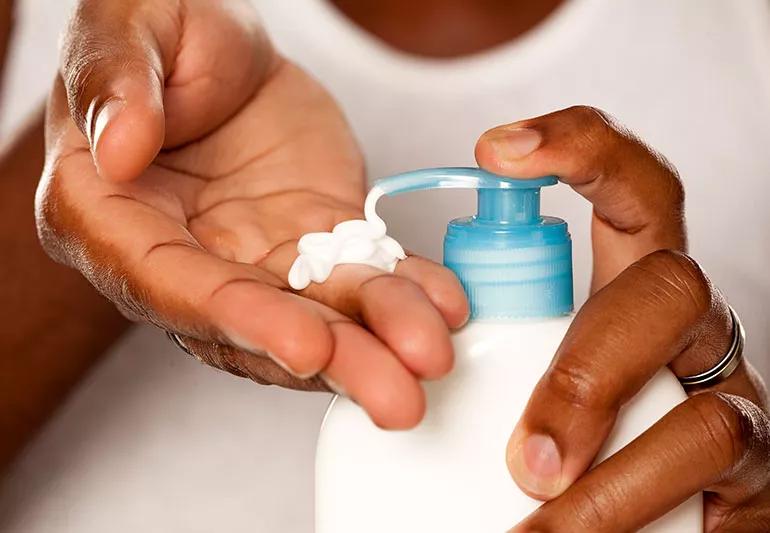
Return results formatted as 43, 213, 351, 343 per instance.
374, 167, 556, 196
373, 167, 556, 226
373, 167, 571, 319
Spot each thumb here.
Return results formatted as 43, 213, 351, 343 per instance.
60, 1, 177, 182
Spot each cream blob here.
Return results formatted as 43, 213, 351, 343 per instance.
288, 186, 406, 290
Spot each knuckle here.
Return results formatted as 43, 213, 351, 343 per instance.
62, 44, 110, 123
566, 105, 617, 144
563, 484, 619, 531
650, 148, 685, 207
62, 14, 155, 125
563, 106, 684, 216
687, 392, 750, 472
569, 104, 612, 124
542, 357, 613, 412
212, 344, 249, 378
359, 274, 421, 302
182, 337, 251, 379
636, 250, 714, 320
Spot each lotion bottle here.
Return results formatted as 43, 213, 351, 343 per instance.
315, 167, 701, 532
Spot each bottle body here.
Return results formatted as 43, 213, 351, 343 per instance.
316, 317, 702, 532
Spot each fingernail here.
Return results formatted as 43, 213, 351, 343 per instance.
508, 432, 563, 498
489, 128, 542, 159
88, 98, 125, 155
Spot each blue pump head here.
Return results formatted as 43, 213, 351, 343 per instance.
373, 167, 573, 319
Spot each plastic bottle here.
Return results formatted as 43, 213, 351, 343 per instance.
315, 167, 701, 532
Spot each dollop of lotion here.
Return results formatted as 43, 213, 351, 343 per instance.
288, 186, 407, 290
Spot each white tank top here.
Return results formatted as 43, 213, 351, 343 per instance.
3, 1, 770, 531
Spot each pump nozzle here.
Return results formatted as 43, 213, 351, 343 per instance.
374, 167, 556, 195
374, 167, 573, 319
374, 168, 555, 225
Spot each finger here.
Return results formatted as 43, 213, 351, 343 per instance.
60, 0, 170, 181
512, 392, 770, 533
180, 301, 427, 430
37, 150, 334, 379
323, 320, 427, 429
476, 105, 686, 292
396, 254, 470, 329
39, 148, 427, 429
262, 242, 467, 380
173, 333, 331, 392
60, 0, 272, 181
506, 250, 760, 500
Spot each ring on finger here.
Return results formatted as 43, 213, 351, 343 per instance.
678, 305, 745, 391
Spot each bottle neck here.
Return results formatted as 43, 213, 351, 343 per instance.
476, 189, 540, 224
443, 215, 574, 320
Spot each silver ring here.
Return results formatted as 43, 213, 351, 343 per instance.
166, 330, 193, 356
678, 305, 745, 391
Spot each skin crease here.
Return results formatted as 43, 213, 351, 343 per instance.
7, 0, 770, 530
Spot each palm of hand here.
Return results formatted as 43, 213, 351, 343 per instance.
148, 60, 366, 279
50, 58, 362, 302
40, 2, 465, 427
42, 53, 369, 380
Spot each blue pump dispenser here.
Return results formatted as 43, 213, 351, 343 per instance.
374, 167, 573, 319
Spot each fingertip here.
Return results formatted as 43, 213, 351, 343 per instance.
476, 127, 543, 175
359, 274, 456, 380
275, 306, 334, 378
93, 98, 164, 182
368, 377, 426, 430
474, 130, 504, 172
392, 323, 454, 381
210, 281, 334, 379
86, 72, 165, 182
422, 269, 470, 330
396, 257, 470, 329
506, 426, 568, 501
325, 321, 427, 430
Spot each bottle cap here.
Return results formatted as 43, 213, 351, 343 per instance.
374, 167, 573, 319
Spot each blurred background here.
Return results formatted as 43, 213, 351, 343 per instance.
0, 0, 65, 135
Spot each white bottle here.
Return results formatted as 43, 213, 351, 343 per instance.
316, 168, 701, 532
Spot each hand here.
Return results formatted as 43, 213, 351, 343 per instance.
476, 107, 770, 531
37, 0, 468, 429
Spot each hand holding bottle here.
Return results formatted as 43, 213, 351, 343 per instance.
477, 106, 770, 532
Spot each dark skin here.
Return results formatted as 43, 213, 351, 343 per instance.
330, 0, 564, 57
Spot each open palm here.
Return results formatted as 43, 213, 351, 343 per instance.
38, 0, 467, 429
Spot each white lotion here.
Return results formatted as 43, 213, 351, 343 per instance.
288, 186, 405, 290
313, 168, 701, 532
